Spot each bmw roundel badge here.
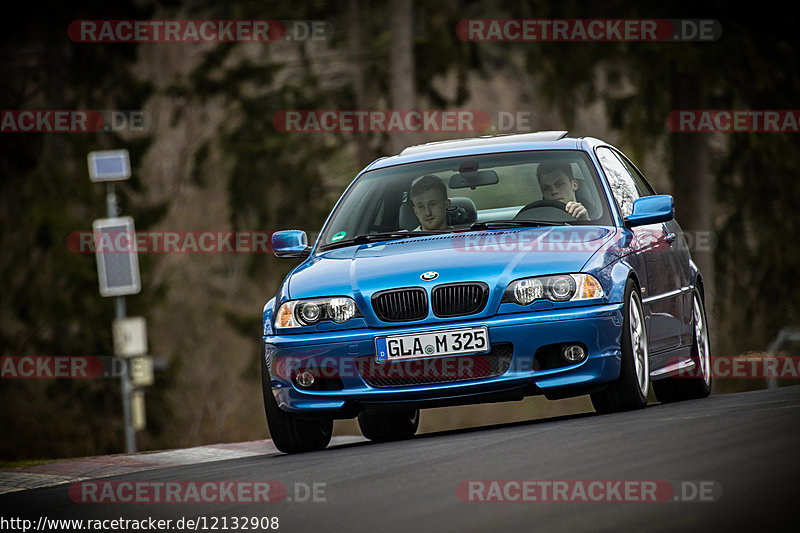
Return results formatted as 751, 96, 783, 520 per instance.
420, 271, 439, 281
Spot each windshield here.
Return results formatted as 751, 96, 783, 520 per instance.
318, 150, 613, 250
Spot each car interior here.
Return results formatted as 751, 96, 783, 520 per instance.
396, 160, 604, 231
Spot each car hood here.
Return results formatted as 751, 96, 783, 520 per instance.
288, 227, 617, 303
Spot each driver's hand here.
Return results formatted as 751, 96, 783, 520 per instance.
565, 201, 589, 220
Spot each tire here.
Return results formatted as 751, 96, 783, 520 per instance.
261, 350, 332, 454
358, 409, 420, 442
591, 279, 650, 414
653, 291, 712, 403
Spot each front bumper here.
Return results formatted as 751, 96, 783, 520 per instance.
263, 303, 624, 415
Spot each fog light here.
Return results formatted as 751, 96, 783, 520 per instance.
296, 371, 316, 388
562, 344, 586, 363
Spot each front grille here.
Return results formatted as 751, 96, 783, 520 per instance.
372, 288, 428, 322
357, 343, 513, 388
432, 282, 489, 317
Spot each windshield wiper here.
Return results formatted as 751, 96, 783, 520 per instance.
469, 219, 571, 230
320, 230, 443, 251
351, 231, 443, 243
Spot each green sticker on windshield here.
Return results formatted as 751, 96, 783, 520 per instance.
331, 231, 346, 242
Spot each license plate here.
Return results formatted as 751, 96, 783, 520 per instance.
375, 326, 490, 362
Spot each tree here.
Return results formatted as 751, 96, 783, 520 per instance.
0, 0, 161, 458
390, 0, 416, 153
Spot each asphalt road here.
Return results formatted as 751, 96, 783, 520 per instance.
3, 386, 799, 532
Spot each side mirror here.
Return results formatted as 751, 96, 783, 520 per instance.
272, 230, 311, 258
625, 195, 674, 227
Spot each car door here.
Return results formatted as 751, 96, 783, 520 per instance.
615, 151, 694, 349
596, 147, 683, 353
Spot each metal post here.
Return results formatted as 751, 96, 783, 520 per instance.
108, 182, 136, 453
766, 330, 786, 390
117, 297, 135, 453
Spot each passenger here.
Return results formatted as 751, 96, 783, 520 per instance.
410, 175, 451, 230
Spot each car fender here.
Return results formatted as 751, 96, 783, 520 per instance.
597, 259, 642, 305
689, 259, 704, 300
263, 297, 277, 337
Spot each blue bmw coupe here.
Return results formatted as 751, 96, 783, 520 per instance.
261, 131, 711, 453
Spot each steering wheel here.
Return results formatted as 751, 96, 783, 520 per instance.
514, 200, 574, 222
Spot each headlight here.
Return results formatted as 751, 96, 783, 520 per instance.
549, 275, 576, 301
327, 297, 358, 323
503, 274, 603, 305
513, 278, 544, 305
297, 301, 322, 324
275, 297, 362, 328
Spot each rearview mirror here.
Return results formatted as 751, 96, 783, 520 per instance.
449, 170, 499, 189
272, 230, 311, 258
625, 195, 674, 227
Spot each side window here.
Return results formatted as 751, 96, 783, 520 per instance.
596, 147, 640, 218
614, 150, 656, 197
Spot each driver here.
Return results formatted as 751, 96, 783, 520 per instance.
536, 162, 589, 220
410, 175, 451, 230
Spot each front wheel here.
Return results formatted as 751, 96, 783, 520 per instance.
358, 409, 420, 442
653, 291, 712, 403
261, 350, 332, 454
591, 280, 650, 414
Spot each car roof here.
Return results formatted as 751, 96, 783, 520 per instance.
363, 132, 608, 171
